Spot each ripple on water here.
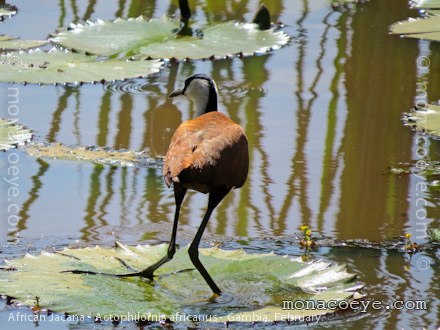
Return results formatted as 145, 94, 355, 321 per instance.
222, 82, 267, 97
103, 79, 152, 95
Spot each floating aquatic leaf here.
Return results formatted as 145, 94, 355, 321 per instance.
0, 243, 363, 324
0, 2, 17, 19
136, 21, 289, 60
330, 0, 369, 9
52, 18, 178, 57
390, 1, 440, 36
51, 17, 290, 60
0, 36, 48, 50
410, 0, 440, 9
25, 143, 163, 168
390, 16, 440, 41
331, 0, 367, 3
0, 48, 163, 84
428, 228, 440, 242
402, 104, 440, 137
0, 119, 32, 151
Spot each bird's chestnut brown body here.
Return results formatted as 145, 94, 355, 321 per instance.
163, 112, 248, 193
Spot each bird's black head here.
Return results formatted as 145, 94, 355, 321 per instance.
169, 74, 218, 117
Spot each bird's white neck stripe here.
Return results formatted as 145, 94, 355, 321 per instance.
186, 79, 211, 117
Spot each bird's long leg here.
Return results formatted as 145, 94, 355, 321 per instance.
134, 186, 187, 278
188, 188, 230, 295
63, 186, 187, 279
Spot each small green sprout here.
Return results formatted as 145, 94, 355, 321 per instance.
404, 233, 419, 253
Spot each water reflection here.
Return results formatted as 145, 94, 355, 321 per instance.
339, 0, 418, 239
143, 64, 183, 156
14, 159, 49, 234
2, 0, 436, 241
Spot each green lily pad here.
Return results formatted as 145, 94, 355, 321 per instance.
390, 16, 440, 41
332, 0, 366, 3
411, 0, 440, 9
0, 243, 363, 324
0, 48, 163, 84
0, 36, 48, 50
330, 0, 369, 9
0, 2, 17, 19
402, 104, 440, 137
24, 143, 162, 168
0, 119, 32, 151
428, 228, 440, 242
51, 17, 290, 59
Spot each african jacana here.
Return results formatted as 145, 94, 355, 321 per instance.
66, 74, 248, 296
138, 74, 249, 295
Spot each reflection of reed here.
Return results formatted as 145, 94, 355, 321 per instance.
143, 63, 182, 157
213, 55, 274, 236
73, 89, 82, 145
46, 87, 77, 143
97, 91, 111, 146
58, 0, 96, 26
96, 167, 116, 225
57, 0, 155, 27
240, 59, 273, 237
58, 0, 66, 27
316, 11, 349, 230
12, 159, 49, 236
127, 0, 155, 18
119, 167, 129, 226
81, 164, 106, 241
82, 0, 97, 21
204, 0, 249, 22
114, 94, 132, 149
140, 169, 172, 241
338, 0, 416, 239
70, 0, 79, 22
115, 0, 125, 18
278, 0, 312, 233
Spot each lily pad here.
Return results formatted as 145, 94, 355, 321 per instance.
0, 48, 163, 84
51, 17, 290, 60
331, 0, 369, 9
0, 243, 363, 324
390, 16, 440, 41
0, 119, 32, 151
0, 2, 17, 19
332, 0, 367, 3
24, 143, 163, 168
410, 0, 440, 9
428, 228, 440, 242
0, 36, 48, 50
402, 104, 440, 137
410, 0, 440, 15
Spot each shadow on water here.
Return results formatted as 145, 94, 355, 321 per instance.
0, 0, 439, 328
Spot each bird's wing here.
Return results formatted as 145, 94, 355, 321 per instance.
163, 112, 243, 186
